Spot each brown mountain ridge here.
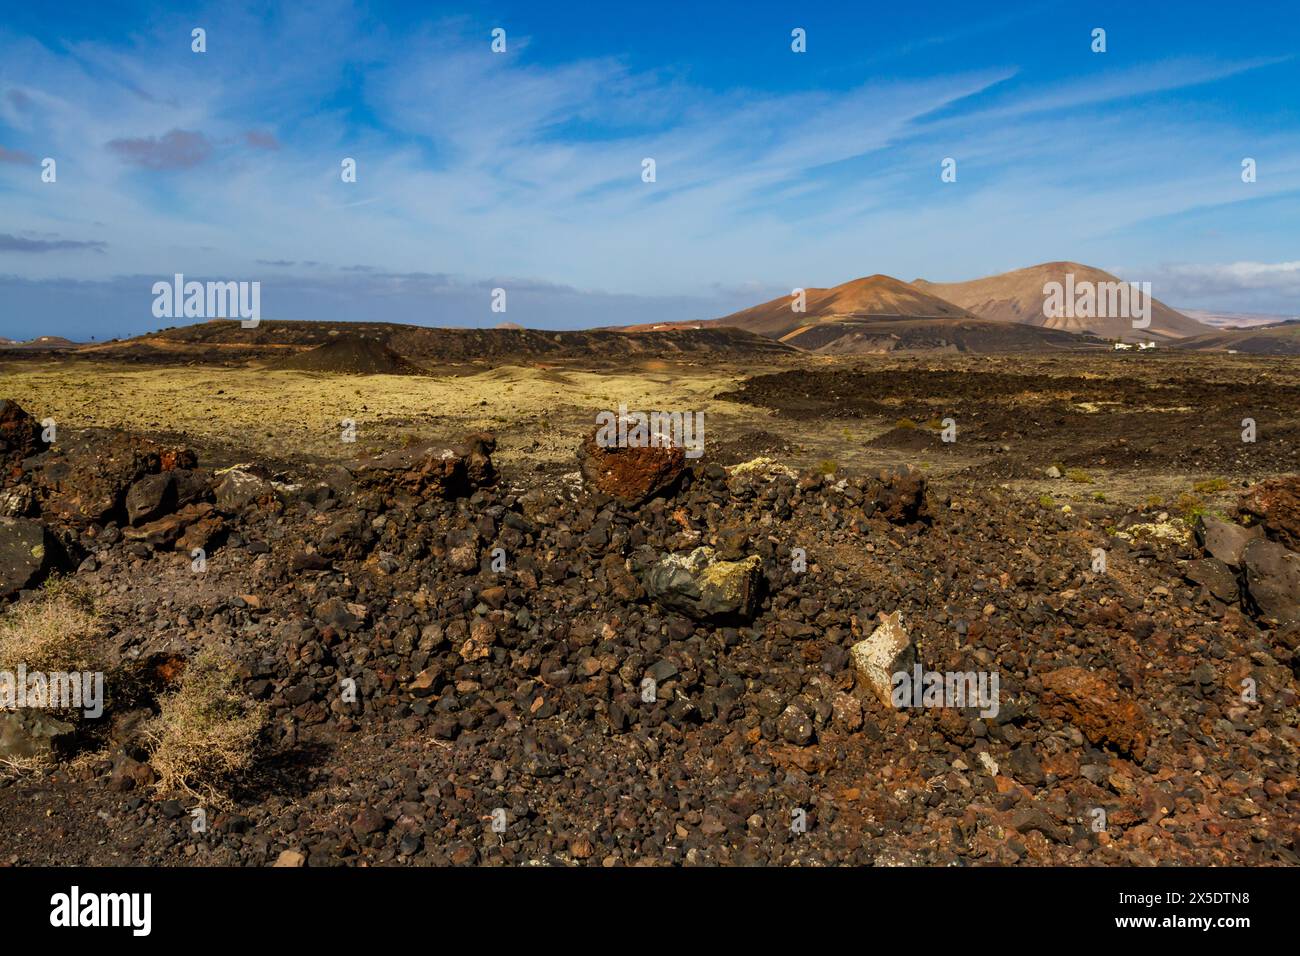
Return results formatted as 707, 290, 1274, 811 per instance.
913, 261, 1207, 340
712, 274, 975, 342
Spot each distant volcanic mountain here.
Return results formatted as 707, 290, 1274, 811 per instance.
684, 264, 1208, 352
0, 335, 78, 349
912, 261, 1208, 340
78, 319, 795, 366
610, 272, 1118, 353
1175, 322, 1300, 355
694, 272, 1102, 353
269, 336, 426, 375
1181, 309, 1299, 330
713, 274, 974, 342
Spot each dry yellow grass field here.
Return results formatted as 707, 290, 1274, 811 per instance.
0, 359, 782, 468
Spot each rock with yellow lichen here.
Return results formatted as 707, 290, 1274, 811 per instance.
1116, 517, 1193, 547
0, 517, 52, 599
641, 546, 764, 621
726, 456, 798, 481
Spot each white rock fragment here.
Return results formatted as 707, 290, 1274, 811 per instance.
849, 610, 914, 706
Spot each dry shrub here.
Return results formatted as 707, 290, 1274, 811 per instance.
0, 752, 48, 778
0, 586, 107, 776
146, 648, 265, 805
0, 584, 106, 677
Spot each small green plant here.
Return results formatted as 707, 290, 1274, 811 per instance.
895, 418, 918, 430
1038, 493, 1054, 508
1092, 491, 1106, 502
817, 459, 837, 476
1143, 494, 1164, 509
1064, 468, 1093, 484
1192, 477, 1230, 495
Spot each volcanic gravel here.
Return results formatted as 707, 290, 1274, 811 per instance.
2, 423, 1297, 867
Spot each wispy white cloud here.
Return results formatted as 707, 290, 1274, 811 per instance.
1, 3, 1298, 333
1142, 260, 1300, 306
0, 233, 106, 252
954, 56, 1291, 123
107, 128, 213, 169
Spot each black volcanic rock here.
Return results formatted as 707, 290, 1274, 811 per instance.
0, 516, 51, 597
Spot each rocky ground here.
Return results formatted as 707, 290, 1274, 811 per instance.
0, 351, 1297, 867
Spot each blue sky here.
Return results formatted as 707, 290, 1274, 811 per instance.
2, 0, 1299, 339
